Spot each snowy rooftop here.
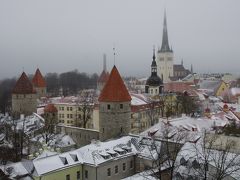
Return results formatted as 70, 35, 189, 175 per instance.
31, 135, 164, 176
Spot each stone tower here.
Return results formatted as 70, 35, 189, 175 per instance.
12, 72, 37, 117
32, 68, 47, 98
157, 10, 174, 83
145, 48, 164, 96
98, 66, 132, 141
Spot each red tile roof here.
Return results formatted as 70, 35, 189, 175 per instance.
32, 68, 46, 88
98, 70, 109, 83
164, 82, 197, 96
98, 66, 131, 102
44, 104, 58, 113
12, 72, 36, 94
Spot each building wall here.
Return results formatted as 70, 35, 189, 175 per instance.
157, 52, 174, 83
55, 104, 94, 128
58, 125, 99, 147
12, 93, 37, 117
99, 101, 131, 141
34, 164, 82, 180
83, 156, 135, 180
93, 108, 99, 130
215, 81, 229, 97
130, 107, 161, 134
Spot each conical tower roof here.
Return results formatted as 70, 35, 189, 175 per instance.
32, 68, 46, 87
12, 72, 36, 94
98, 66, 131, 102
98, 70, 109, 83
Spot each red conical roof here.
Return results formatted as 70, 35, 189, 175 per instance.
32, 68, 46, 88
98, 70, 109, 83
12, 72, 36, 94
98, 66, 131, 102
44, 104, 58, 113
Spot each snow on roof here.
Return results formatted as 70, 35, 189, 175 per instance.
131, 93, 148, 106
33, 151, 82, 176
168, 116, 228, 132
11, 114, 45, 134
37, 107, 44, 115
175, 138, 240, 179
49, 134, 76, 148
0, 162, 30, 178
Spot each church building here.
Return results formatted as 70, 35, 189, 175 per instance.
157, 10, 191, 83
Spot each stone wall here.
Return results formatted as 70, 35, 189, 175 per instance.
99, 101, 131, 141
57, 125, 99, 147
12, 93, 37, 117
35, 87, 47, 98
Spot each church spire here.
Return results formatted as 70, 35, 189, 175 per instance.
151, 46, 157, 75
160, 9, 172, 52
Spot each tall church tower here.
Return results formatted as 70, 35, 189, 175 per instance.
157, 10, 174, 83
98, 66, 131, 141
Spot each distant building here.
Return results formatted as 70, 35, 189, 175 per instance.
157, 11, 191, 83
12, 72, 37, 117
97, 54, 109, 92
32, 68, 47, 98
98, 66, 132, 141
145, 48, 164, 96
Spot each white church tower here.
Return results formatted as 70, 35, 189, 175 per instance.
157, 10, 174, 83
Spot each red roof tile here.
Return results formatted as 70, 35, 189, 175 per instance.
32, 68, 46, 88
98, 66, 131, 102
44, 104, 58, 113
98, 70, 109, 83
164, 82, 197, 96
12, 72, 36, 94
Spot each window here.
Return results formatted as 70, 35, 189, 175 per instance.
85, 170, 88, 179
115, 165, 118, 174
130, 160, 133, 169
78, 107, 81, 111
70, 107, 73, 111
77, 171, 80, 180
70, 114, 73, 118
107, 104, 111, 110
123, 163, 126, 171
67, 107, 69, 111
67, 114, 69, 118
66, 174, 70, 180
107, 168, 111, 176
120, 104, 123, 109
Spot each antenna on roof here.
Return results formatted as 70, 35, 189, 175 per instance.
22, 67, 24, 72
113, 44, 116, 66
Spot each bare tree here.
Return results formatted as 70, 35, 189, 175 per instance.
179, 132, 240, 180
141, 124, 188, 180
76, 91, 94, 128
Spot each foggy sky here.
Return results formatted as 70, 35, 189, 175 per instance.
0, 0, 240, 79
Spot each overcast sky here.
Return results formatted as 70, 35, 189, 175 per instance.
0, 0, 239, 79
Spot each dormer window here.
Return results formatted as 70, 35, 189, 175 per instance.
60, 157, 68, 165
70, 154, 78, 162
